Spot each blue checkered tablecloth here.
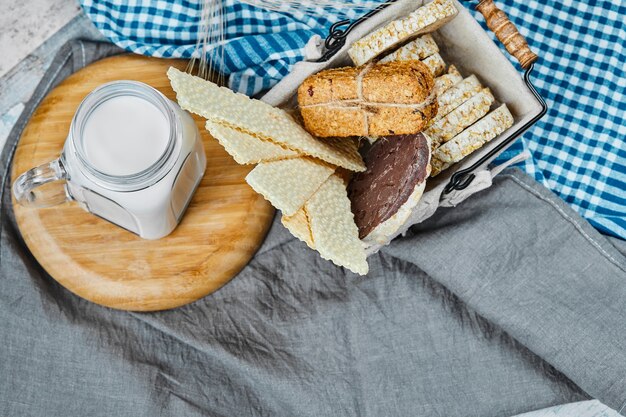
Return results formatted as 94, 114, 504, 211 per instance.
79, 0, 372, 95
79, 0, 626, 239
491, 0, 626, 239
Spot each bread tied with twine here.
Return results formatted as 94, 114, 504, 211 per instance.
298, 60, 438, 138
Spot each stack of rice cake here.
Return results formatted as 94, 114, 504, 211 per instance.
371, 36, 514, 176
346, 0, 514, 177
301, 0, 514, 178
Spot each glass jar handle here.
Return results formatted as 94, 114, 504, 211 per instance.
12, 158, 70, 208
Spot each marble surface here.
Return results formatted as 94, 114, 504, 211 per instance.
0, 5, 105, 151
0, 0, 82, 79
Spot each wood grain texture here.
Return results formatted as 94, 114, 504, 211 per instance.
10, 55, 274, 311
476, 0, 538, 69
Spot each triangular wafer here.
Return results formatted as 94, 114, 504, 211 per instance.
206, 120, 298, 164
349, 0, 458, 66
168, 67, 365, 172
305, 175, 368, 275
246, 157, 335, 216
281, 208, 315, 249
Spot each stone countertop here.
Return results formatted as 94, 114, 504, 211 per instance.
0, 1, 81, 79
0, 1, 106, 150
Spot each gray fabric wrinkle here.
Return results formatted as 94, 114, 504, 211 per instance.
2, 40, 625, 417
503, 175, 626, 273
382, 171, 626, 411
374, 249, 586, 394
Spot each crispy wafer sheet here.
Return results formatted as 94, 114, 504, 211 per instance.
169, 67, 369, 273
206, 120, 298, 164
168, 67, 365, 172
246, 157, 335, 216
281, 208, 315, 249
305, 175, 368, 275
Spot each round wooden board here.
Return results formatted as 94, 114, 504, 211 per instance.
11, 55, 274, 312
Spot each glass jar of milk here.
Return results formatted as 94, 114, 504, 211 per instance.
13, 81, 206, 240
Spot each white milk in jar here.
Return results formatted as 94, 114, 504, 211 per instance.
12, 80, 207, 239
82, 95, 171, 177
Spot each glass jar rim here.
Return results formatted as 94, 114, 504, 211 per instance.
70, 80, 179, 192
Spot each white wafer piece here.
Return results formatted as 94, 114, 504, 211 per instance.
306, 175, 368, 275
426, 88, 495, 148
246, 157, 335, 216
282, 208, 315, 249
421, 53, 446, 77
431, 75, 483, 123
206, 120, 298, 164
379, 34, 439, 63
168, 67, 365, 172
348, 0, 458, 66
431, 104, 514, 176
434, 65, 463, 94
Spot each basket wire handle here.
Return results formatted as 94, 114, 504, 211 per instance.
476, 0, 538, 69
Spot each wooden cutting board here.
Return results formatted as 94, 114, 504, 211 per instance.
10, 55, 274, 311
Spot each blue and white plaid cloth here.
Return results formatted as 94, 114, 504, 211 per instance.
491, 0, 626, 239
79, 0, 375, 95
80, 0, 626, 240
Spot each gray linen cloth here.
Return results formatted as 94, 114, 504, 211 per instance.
1, 41, 626, 417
